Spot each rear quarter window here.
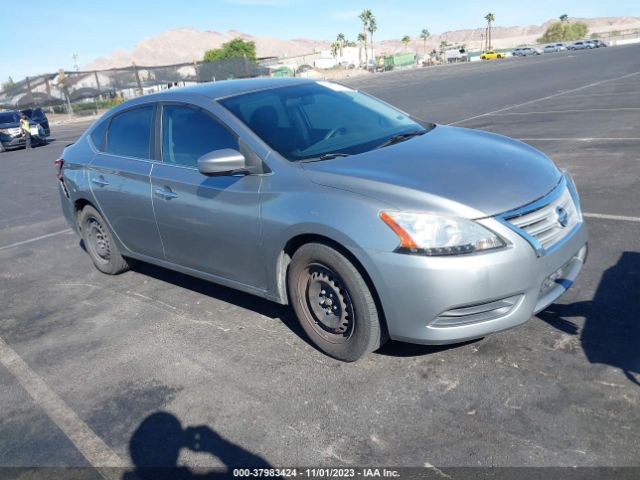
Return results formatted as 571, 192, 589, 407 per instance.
90, 119, 108, 150
106, 106, 154, 159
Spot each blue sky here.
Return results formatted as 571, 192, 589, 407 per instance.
2, 0, 638, 80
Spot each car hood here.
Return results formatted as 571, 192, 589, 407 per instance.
301, 125, 561, 218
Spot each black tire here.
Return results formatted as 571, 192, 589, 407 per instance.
0, 143, 4, 153
287, 243, 384, 361
79, 205, 129, 275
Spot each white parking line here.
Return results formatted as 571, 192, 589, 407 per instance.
558, 92, 640, 98
0, 337, 126, 476
449, 70, 640, 125
492, 107, 640, 116
0, 229, 72, 252
584, 213, 640, 223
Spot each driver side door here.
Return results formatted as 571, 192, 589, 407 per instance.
150, 104, 266, 289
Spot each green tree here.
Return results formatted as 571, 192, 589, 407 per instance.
336, 33, 346, 56
401, 35, 411, 50
1, 76, 15, 91
440, 40, 449, 48
559, 14, 569, 22
537, 21, 589, 43
420, 29, 430, 55
203, 38, 257, 62
359, 9, 373, 65
485, 12, 495, 50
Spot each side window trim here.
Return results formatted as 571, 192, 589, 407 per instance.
158, 102, 240, 169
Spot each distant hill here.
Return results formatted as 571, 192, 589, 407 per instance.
84, 16, 640, 69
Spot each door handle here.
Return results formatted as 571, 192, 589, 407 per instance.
154, 187, 178, 200
91, 177, 109, 187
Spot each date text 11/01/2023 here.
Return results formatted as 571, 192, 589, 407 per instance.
233, 468, 401, 477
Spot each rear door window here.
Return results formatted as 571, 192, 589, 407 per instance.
161, 105, 238, 168
106, 106, 154, 159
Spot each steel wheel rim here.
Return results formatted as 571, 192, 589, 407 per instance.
86, 217, 111, 265
300, 263, 354, 344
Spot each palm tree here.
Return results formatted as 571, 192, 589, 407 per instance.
485, 12, 495, 50
330, 41, 340, 58
359, 9, 373, 65
420, 29, 430, 56
401, 35, 411, 51
336, 33, 346, 57
368, 16, 378, 63
357, 32, 366, 66
559, 14, 569, 22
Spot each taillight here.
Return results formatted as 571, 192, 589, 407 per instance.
54, 158, 64, 179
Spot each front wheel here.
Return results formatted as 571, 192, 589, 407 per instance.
288, 243, 385, 361
79, 205, 129, 275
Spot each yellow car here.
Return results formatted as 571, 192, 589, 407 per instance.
480, 50, 506, 60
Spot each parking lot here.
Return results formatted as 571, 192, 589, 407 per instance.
1, 44, 639, 476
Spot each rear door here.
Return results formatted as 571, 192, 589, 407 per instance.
150, 103, 265, 288
89, 104, 164, 258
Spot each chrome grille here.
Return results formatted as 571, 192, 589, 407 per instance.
505, 186, 579, 252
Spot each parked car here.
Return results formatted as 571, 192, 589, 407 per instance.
515, 47, 542, 56
56, 78, 587, 361
568, 41, 593, 50
0, 110, 46, 152
587, 39, 608, 48
480, 50, 506, 60
543, 43, 566, 53
297, 64, 314, 73
20, 107, 50, 137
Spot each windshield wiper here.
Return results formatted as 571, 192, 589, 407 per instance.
302, 152, 351, 162
376, 130, 427, 149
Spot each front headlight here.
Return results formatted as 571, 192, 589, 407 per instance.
380, 211, 506, 256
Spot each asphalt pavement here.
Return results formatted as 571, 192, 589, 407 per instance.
1, 44, 639, 476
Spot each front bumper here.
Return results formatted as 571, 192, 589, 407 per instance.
362, 219, 588, 345
1, 135, 27, 149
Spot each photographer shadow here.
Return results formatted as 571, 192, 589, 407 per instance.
123, 412, 272, 480
538, 251, 640, 386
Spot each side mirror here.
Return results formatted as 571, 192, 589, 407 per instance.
197, 149, 247, 176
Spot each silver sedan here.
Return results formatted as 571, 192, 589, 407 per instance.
57, 78, 587, 361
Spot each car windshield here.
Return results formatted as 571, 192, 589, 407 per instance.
0, 112, 18, 124
219, 82, 431, 161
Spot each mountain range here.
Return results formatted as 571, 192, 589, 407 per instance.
84, 16, 640, 69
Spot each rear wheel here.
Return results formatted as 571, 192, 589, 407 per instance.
288, 243, 384, 361
79, 205, 129, 275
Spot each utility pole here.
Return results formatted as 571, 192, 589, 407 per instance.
71, 53, 80, 71
132, 62, 143, 96
59, 69, 73, 118
25, 76, 34, 107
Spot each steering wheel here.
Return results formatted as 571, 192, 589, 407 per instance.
323, 126, 348, 141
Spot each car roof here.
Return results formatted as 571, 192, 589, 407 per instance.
149, 77, 316, 101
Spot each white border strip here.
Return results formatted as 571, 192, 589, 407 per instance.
0, 229, 72, 252
584, 212, 640, 223
0, 337, 126, 472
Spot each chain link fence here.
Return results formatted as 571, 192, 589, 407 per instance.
0, 57, 270, 113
